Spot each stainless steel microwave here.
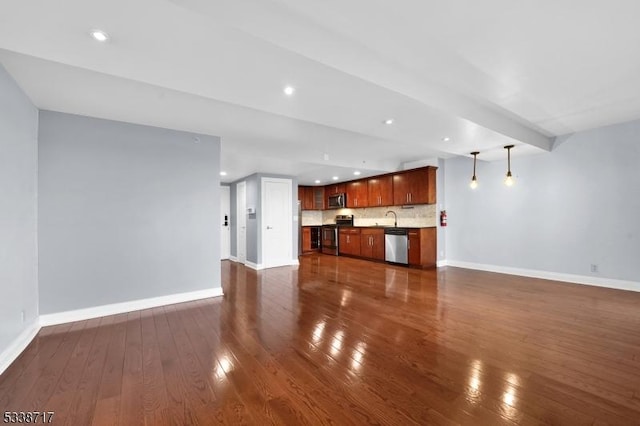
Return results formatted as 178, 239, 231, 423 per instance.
327, 193, 346, 209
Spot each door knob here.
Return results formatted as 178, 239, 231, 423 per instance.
266, 226, 273, 229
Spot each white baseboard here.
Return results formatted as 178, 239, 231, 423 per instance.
436, 259, 448, 268
246, 259, 299, 270
229, 255, 238, 262
40, 287, 224, 327
0, 320, 41, 376
245, 261, 263, 270
445, 260, 639, 293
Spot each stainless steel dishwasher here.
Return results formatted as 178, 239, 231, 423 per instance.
384, 228, 408, 264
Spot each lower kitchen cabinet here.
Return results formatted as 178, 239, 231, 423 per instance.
338, 227, 361, 256
360, 228, 385, 260
302, 226, 321, 253
407, 228, 437, 268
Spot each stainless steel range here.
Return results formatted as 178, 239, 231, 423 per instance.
321, 215, 354, 255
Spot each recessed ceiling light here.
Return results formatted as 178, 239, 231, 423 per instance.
283, 86, 295, 96
332, 176, 339, 181
220, 171, 227, 176
91, 30, 109, 42
353, 171, 361, 176
384, 119, 394, 125
314, 179, 321, 184
442, 137, 451, 142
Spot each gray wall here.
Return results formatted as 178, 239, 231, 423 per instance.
444, 120, 640, 283
230, 173, 298, 265
0, 65, 39, 355
38, 111, 221, 314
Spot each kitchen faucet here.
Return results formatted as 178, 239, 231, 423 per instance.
385, 210, 397, 228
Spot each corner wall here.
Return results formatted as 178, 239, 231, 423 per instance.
38, 111, 222, 315
0, 65, 39, 372
230, 173, 298, 266
444, 120, 640, 287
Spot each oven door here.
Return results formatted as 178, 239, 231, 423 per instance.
321, 226, 338, 255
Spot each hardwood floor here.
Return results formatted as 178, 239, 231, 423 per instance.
2, 255, 640, 425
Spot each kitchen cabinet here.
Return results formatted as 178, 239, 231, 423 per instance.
407, 228, 436, 268
392, 166, 436, 206
367, 175, 393, 207
302, 226, 321, 253
300, 186, 325, 210
338, 227, 361, 256
360, 228, 385, 260
346, 180, 368, 208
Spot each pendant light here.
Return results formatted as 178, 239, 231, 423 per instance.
504, 145, 515, 186
470, 151, 479, 189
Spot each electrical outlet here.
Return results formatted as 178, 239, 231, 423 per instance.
590, 264, 598, 273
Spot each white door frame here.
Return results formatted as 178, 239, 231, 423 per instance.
220, 185, 230, 260
260, 177, 294, 268
236, 181, 246, 264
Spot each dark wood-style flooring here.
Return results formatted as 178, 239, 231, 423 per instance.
2, 255, 640, 425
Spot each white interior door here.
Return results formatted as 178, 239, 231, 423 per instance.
236, 181, 246, 264
261, 177, 292, 268
220, 185, 230, 260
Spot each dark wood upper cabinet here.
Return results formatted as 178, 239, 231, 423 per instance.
300, 186, 325, 210
367, 175, 393, 207
346, 180, 368, 208
392, 166, 436, 205
311, 186, 324, 210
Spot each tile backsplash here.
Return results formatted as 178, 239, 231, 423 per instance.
322, 205, 436, 227
301, 210, 323, 226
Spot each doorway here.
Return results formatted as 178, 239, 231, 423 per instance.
261, 177, 292, 268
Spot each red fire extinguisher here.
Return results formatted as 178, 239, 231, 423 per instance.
440, 210, 447, 227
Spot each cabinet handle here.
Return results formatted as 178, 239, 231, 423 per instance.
408, 239, 410, 249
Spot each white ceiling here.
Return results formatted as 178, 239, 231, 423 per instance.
2, 0, 639, 184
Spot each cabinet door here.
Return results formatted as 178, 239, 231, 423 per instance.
368, 176, 393, 207
302, 187, 314, 210
313, 187, 325, 210
338, 231, 349, 255
346, 180, 368, 208
408, 230, 421, 265
360, 236, 372, 258
302, 227, 312, 253
349, 231, 362, 256
371, 232, 385, 260
393, 167, 436, 205
407, 168, 435, 205
297, 186, 305, 203
340, 228, 361, 255
392, 172, 411, 205
361, 229, 385, 260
